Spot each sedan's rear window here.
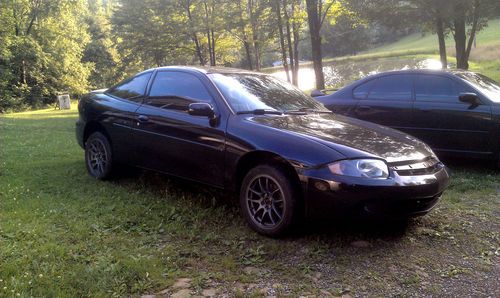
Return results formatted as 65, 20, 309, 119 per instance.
366, 75, 413, 101
107, 72, 152, 102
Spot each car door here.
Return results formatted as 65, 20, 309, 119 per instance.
411, 74, 493, 155
351, 74, 414, 130
133, 70, 226, 187
103, 71, 153, 163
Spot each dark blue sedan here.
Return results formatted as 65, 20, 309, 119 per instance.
315, 70, 500, 166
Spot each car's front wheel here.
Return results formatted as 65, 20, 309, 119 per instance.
85, 132, 114, 180
240, 165, 300, 237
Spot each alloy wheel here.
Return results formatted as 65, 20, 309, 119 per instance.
87, 138, 108, 177
245, 175, 286, 229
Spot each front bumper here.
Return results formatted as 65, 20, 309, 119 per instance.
300, 160, 450, 219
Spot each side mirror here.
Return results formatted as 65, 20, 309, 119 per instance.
311, 89, 326, 97
459, 92, 481, 106
188, 102, 215, 118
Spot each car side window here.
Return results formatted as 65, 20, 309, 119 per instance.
415, 75, 467, 103
145, 71, 213, 111
353, 80, 376, 99
107, 72, 152, 102
366, 75, 413, 101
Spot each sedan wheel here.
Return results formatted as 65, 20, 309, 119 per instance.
246, 175, 285, 228
85, 132, 113, 179
240, 165, 300, 237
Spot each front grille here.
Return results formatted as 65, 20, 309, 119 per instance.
389, 156, 444, 176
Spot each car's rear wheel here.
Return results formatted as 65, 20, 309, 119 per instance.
240, 165, 300, 237
85, 132, 113, 180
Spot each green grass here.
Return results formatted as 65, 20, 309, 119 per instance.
0, 106, 499, 296
367, 19, 500, 55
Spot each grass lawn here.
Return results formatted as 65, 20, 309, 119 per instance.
0, 106, 499, 297
365, 19, 500, 55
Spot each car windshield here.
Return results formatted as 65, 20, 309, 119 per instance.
208, 73, 327, 113
456, 72, 500, 103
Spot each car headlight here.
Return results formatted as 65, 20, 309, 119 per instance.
328, 159, 389, 179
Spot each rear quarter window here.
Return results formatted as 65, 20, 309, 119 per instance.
107, 72, 152, 102
353, 80, 376, 99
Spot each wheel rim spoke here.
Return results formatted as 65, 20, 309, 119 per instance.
258, 178, 265, 192
87, 139, 108, 176
246, 174, 285, 229
267, 210, 275, 225
271, 205, 282, 221
248, 188, 262, 197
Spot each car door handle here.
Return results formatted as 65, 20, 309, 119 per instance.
137, 115, 149, 123
357, 105, 371, 111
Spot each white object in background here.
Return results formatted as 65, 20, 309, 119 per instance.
57, 94, 71, 109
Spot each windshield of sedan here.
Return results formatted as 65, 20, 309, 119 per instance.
208, 73, 327, 113
456, 72, 500, 103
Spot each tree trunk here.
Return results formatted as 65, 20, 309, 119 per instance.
21, 60, 27, 84
238, 0, 253, 69
306, 0, 325, 90
274, 0, 290, 82
206, 28, 214, 66
13, 6, 19, 36
283, 0, 295, 84
203, 1, 215, 66
291, 0, 300, 86
192, 34, 205, 66
436, 16, 447, 69
465, 3, 480, 63
248, 0, 261, 70
185, 1, 205, 65
210, 28, 216, 66
453, 17, 468, 69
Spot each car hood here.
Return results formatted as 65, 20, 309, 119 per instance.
248, 113, 434, 163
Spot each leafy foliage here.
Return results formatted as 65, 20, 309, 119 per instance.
0, 0, 498, 112
0, 0, 92, 112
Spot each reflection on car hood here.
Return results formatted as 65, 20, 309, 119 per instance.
248, 113, 434, 163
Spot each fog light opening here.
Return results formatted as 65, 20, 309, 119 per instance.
314, 181, 329, 191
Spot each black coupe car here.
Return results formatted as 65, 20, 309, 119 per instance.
314, 70, 500, 166
76, 66, 450, 237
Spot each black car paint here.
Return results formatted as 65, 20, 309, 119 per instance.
77, 66, 450, 219
316, 70, 500, 160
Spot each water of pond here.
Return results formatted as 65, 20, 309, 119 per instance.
270, 57, 445, 91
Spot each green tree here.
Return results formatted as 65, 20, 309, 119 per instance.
83, 0, 121, 88
0, 0, 92, 111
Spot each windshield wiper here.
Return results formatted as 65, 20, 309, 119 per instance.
284, 107, 332, 114
236, 109, 283, 115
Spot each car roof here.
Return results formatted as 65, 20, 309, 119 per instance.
140, 65, 261, 76
361, 68, 474, 77
323, 68, 479, 100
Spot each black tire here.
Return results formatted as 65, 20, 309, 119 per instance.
240, 164, 301, 237
85, 132, 114, 180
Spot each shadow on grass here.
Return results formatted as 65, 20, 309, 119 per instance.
81, 156, 497, 244
106, 167, 413, 242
